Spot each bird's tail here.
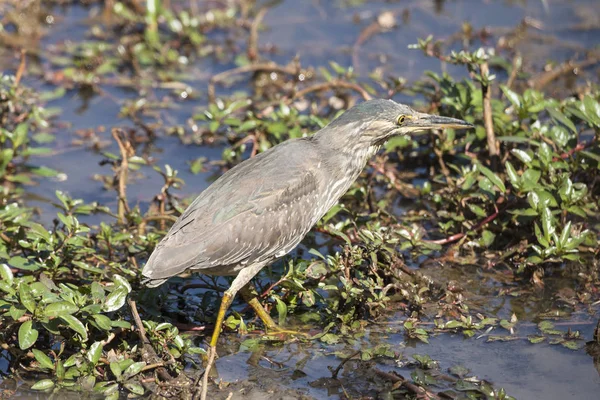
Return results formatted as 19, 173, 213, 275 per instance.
141, 276, 168, 288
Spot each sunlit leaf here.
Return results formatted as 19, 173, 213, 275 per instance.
32, 349, 54, 370
18, 320, 38, 349
30, 379, 55, 391
60, 315, 88, 341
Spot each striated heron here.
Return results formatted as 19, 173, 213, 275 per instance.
140, 99, 473, 397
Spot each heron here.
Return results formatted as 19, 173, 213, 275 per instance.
140, 99, 473, 398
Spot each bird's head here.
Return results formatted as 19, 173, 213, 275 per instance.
315, 99, 473, 151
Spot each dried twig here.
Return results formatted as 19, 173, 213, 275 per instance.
208, 62, 301, 102
555, 139, 597, 161
505, 52, 521, 90
141, 362, 166, 372
330, 350, 361, 379
13, 49, 26, 87
352, 11, 396, 73
427, 198, 506, 245
247, 7, 269, 62
128, 298, 150, 345
368, 160, 420, 198
433, 146, 450, 177
128, 298, 173, 381
0, 232, 12, 245
260, 276, 287, 298
198, 346, 216, 400
480, 62, 499, 169
373, 368, 441, 400
111, 129, 131, 223
529, 56, 600, 90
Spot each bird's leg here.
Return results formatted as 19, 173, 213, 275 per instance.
239, 283, 309, 338
199, 290, 233, 400
209, 291, 235, 348
239, 283, 278, 330
199, 265, 263, 400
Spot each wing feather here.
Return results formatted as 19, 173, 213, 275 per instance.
142, 139, 323, 280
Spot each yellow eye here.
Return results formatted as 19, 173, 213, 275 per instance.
397, 115, 406, 125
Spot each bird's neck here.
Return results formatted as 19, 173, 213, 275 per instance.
314, 139, 379, 201
312, 123, 380, 182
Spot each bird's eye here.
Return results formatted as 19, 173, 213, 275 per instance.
397, 115, 406, 125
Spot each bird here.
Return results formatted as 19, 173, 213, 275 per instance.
140, 98, 473, 398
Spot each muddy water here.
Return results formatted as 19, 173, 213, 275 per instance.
2, 0, 600, 399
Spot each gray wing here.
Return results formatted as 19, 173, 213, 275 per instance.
142, 139, 323, 282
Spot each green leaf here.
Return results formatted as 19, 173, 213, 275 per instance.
540, 206, 555, 243
92, 314, 113, 330
521, 169, 541, 191
562, 341, 580, 350
559, 178, 573, 201
44, 301, 79, 318
19, 283, 36, 314
528, 336, 546, 344
88, 341, 103, 365
30, 379, 55, 391
504, 161, 520, 189
445, 320, 463, 329
468, 204, 487, 217
480, 230, 496, 247
567, 206, 587, 218
32, 349, 54, 370
581, 95, 600, 126
124, 382, 145, 395
547, 107, 577, 134
275, 298, 287, 325
60, 315, 88, 341
538, 142, 552, 165
534, 223, 549, 248
0, 264, 14, 285
538, 321, 561, 335
112, 275, 132, 293
30, 166, 60, 177
511, 149, 533, 164
580, 150, 600, 164
173, 335, 185, 350
103, 286, 128, 312
111, 320, 131, 329
478, 164, 506, 193
18, 320, 39, 349
122, 361, 146, 380
559, 221, 572, 249
9, 306, 26, 321
110, 362, 122, 379
12, 123, 29, 149
501, 85, 521, 108
238, 120, 258, 132
55, 190, 70, 210
155, 322, 173, 331
94, 382, 119, 396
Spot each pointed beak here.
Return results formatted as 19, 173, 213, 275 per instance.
406, 112, 474, 132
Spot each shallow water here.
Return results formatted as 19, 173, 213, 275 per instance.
2, 0, 600, 398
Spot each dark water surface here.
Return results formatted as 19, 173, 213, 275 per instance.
3, 0, 600, 399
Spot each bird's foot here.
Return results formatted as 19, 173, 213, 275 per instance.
262, 324, 312, 339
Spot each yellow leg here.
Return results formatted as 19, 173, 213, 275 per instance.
239, 284, 278, 330
197, 263, 271, 400
200, 291, 234, 400
239, 284, 309, 337
209, 292, 234, 347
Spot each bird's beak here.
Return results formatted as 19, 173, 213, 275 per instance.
406, 112, 474, 132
